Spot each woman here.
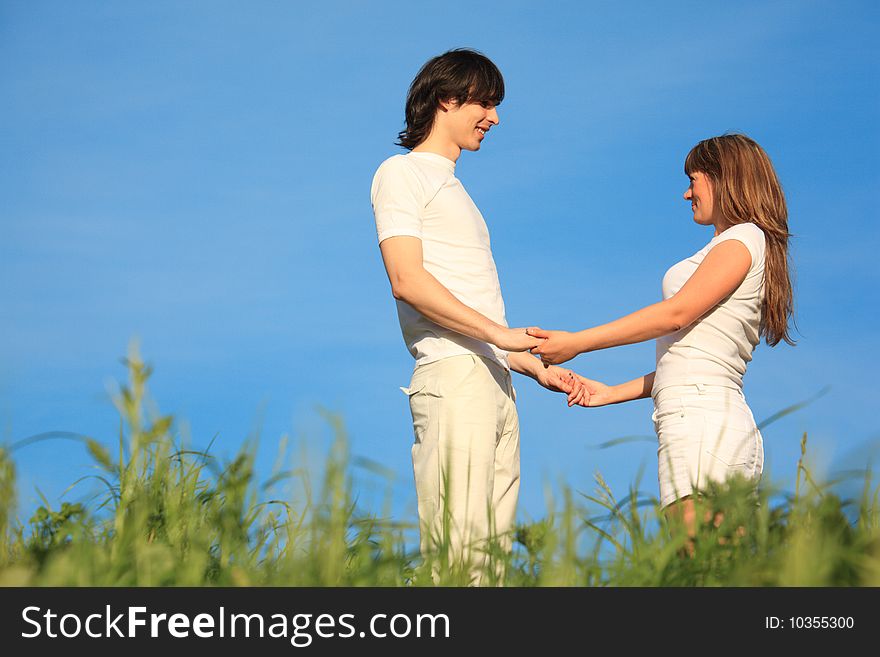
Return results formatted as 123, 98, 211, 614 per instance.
528, 134, 794, 534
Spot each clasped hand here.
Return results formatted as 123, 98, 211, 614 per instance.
526, 327, 580, 366
537, 365, 590, 407
497, 326, 593, 407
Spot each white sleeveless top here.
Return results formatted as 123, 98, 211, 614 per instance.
654, 222, 766, 393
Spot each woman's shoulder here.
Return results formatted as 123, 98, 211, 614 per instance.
713, 221, 763, 239
728, 222, 764, 238
712, 222, 766, 266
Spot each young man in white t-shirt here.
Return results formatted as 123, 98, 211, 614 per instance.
371, 49, 587, 579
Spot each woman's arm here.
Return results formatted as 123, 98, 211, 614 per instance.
575, 372, 655, 407
529, 239, 752, 365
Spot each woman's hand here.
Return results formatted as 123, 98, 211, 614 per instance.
526, 327, 581, 365
571, 375, 614, 407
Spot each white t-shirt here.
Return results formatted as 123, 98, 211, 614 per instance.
654, 222, 766, 393
371, 151, 510, 370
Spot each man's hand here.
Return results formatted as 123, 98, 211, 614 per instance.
537, 366, 590, 407
526, 327, 581, 365
492, 326, 546, 353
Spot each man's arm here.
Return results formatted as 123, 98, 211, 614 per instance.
380, 236, 542, 352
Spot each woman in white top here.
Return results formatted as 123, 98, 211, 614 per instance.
527, 134, 794, 533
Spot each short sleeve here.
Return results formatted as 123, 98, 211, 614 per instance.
370, 156, 425, 244
714, 223, 766, 271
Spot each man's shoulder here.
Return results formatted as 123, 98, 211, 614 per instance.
371, 153, 422, 190
371, 153, 422, 198
371, 152, 453, 202
373, 153, 415, 177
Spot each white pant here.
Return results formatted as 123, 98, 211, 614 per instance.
652, 384, 763, 508
403, 354, 520, 574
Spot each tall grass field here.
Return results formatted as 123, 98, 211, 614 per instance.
1, 350, 878, 586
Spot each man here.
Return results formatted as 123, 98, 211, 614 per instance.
370, 49, 586, 578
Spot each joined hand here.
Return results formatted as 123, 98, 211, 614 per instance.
526, 327, 580, 366
537, 365, 590, 407
495, 326, 546, 353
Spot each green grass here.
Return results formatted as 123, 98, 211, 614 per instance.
1, 348, 878, 586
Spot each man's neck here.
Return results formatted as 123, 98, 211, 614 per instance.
412, 136, 461, 163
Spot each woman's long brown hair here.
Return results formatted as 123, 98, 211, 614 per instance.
685, 134, 795, 346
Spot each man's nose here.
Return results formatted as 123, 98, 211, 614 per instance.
488, 107, 500, 125
683, 188, 692, 200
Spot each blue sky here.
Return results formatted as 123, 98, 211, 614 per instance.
2, 1, 878, 537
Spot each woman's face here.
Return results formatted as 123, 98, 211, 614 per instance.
683, 171, 719, 229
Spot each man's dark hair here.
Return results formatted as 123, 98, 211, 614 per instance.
396, 48, 504, 150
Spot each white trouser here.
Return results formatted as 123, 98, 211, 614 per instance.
652, 384, 763, 508
403, 354, 520, 575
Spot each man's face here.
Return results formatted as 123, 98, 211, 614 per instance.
442, 100, 500, 152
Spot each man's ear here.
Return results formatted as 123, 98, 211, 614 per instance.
438, 98, 459, 113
